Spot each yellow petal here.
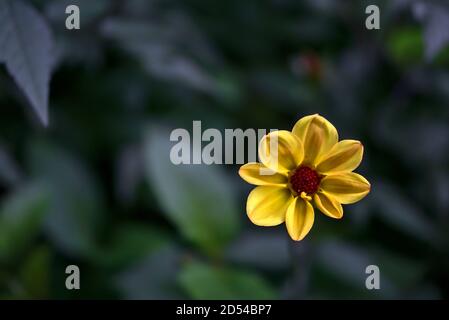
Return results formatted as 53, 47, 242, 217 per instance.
285, 197, 314, 241
320, 172, 370, 204
239, 163, 288, 186
292, 114, 338, 166
316, 140, 363, 174
246, 186, 293, 226
313, 191, 343, 219
258, 130, 303, 173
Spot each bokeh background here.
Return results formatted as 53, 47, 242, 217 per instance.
1, 0, 449, 299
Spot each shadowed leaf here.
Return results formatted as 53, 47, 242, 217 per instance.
0, 0, 54, 125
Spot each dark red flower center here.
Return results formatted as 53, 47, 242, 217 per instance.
289, 166, 321, 195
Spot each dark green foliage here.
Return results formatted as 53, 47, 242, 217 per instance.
0, 0, 448, 299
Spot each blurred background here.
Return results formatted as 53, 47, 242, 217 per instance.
1, 0, 449, 299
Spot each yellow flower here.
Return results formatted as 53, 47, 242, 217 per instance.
238, 114, 370, 241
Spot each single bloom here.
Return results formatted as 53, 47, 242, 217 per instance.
238, 114, 370, 241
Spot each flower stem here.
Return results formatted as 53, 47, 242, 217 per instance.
282, 239, 312, 299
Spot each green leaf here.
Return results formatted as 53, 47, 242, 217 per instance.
94, 224, 171, 270
0, 145, 22, 187
100, 18, 218, 94
0, 0, 54, 126
144, 127, 240, 256
179, 261, 276, 299
0, 183, 49, 262
413, 2, 449, 61
225, 231, 289, 271
115, 245, 183, 299
19, 246, 51, 299
387, 26, 424, 66
27, 141, 104, 257
373, 182, 439, 245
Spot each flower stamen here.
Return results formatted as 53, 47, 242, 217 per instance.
289, 166, 321, 196
300, 192, 312, 201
